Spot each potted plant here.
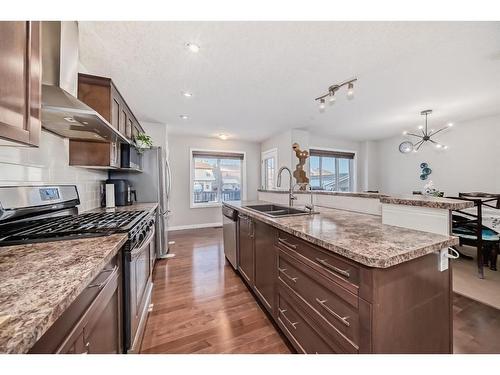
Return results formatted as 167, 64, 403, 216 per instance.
134, 132, 153, 154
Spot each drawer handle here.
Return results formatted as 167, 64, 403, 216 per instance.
315, 258, 350, 278
279, 308, 299, 329
278, 237, 297, 249
315, 298, 350, 327
87, 265, 118, 289
278, 267, 298, 283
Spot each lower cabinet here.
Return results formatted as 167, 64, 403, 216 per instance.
29, 251, 123, 354
234, 211, 452, 354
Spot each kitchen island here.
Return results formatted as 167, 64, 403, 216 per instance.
223, 200, 461, 354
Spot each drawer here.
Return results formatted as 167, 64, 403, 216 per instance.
278, 249, 360, 349
276, 230, 359, 294
277, 288, 337, 354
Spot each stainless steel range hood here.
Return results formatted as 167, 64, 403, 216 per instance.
41, 21, 129, 144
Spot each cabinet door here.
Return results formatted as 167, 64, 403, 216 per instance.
254, 220, 276, 314
119, 107, 127, 136
126, 111, 133, 140
58, 330, 86, 354
83, 267, 122, 354
238, 215, 254, 285
0, 21, 41, 146
111, 96, 120, 130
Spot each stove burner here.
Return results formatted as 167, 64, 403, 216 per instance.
0, 210, 148, 246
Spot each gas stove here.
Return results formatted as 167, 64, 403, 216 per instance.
0, 185, 149, 247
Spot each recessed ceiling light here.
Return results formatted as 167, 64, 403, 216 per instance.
186, 43, 200, 53
218, 134, 228, 140
182, 91, 193, 97
180, 115, 189, 120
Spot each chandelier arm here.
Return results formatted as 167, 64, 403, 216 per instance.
416, 141, 425, 151
407, 132, 423, 138
430, 127, 447, 137
413, 139, 424, 148
429, 139, 439, 145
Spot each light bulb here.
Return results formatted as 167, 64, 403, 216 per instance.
347, 82, 354, 99
180, 115, 189, 120
435, 144, 442, 149
182, 91, 193, 97
447, 122, 454, 127
402, 131, 408, 135
328, 94, 336, 104
218, 133, 228, 140
418, 125, 424, 130
186, 43, 200, 53
318, 99, 326, 111
443, 145, 448, 150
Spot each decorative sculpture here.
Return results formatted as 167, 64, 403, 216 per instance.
292, 143, 309, 189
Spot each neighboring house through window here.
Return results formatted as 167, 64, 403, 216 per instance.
191, 150, 245, 207
309, 149, 355, 191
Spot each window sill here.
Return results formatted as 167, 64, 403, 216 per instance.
191, 202, 222, 209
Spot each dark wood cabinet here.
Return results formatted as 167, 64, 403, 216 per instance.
0, 21, 41, 146
231, 208, 452, 354
238, 214, 254, 285
30, 252, 123, 354
72, 73, 144, 169
253, 220, 276, 314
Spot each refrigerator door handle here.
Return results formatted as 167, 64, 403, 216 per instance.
165, 158, 172, 200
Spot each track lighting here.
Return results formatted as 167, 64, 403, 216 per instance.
315, 78, 357, 112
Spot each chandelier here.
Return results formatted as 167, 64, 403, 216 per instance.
399, 110, 453, 153
315, 78, 357, 111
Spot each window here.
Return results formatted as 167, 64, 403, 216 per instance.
309, 149, 355, 192
191, 150, 244, 207
261, 148, 277, 190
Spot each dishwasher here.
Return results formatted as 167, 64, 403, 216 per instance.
222, 205, 238, 270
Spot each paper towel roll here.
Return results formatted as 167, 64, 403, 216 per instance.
106, 184, 115, 208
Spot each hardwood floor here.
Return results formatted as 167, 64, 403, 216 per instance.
140, 227, 292, 354
140, 227, 500, 354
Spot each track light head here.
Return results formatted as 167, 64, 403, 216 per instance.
347, 82, 354, 99
318, 98, 326, 111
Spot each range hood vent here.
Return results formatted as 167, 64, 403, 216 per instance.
41, 21, 128, 144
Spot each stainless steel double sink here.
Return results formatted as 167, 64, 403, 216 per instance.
243, 204, 315, 218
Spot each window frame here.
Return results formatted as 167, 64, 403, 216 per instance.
261, 148, 278, 190
190, 148, 247, 209
308, 146, 357, 192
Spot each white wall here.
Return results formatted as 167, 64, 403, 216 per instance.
168, 133, 261, 230
261, 129, 293, 189
0, 131, 106, 212
376, 114, 500, 196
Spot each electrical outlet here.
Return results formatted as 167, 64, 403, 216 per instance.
437, 248, 449, 272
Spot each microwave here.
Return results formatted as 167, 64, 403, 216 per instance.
120, 144, 142, 170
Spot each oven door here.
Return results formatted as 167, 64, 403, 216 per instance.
124, 224, 155, 353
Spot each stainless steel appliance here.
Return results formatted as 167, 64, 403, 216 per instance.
120, 144, 143, 170
104, 179, 136, 206
0, 185, 155, 353
110, 147, 171, 258
222, 205, 238, 269
41, 21, 128, 143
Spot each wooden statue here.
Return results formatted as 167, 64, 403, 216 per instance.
292, 143, 309, 190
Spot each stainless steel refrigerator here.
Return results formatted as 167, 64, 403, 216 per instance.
110, 147, 171, 258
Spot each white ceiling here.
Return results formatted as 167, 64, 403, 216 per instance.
78, 21, 500, 142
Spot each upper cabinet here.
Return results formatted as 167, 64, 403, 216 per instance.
0, 21, 41, 146
77, 73, 143, 142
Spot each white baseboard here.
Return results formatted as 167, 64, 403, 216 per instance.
168, 222, 223, 232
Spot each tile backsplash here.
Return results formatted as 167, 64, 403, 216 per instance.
0, 131, 107, 212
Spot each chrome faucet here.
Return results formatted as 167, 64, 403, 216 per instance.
292, 183, 315, 214
277, 166, 296, 207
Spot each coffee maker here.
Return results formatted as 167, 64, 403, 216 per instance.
101, 179, 137, 206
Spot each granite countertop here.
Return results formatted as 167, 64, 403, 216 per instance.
258, 189, 472, 210
87, 202, 158, 215
224, 200, 458, 269
0, 234, 128, 354
258, 188, 385, 199
380, 195, 473, 210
